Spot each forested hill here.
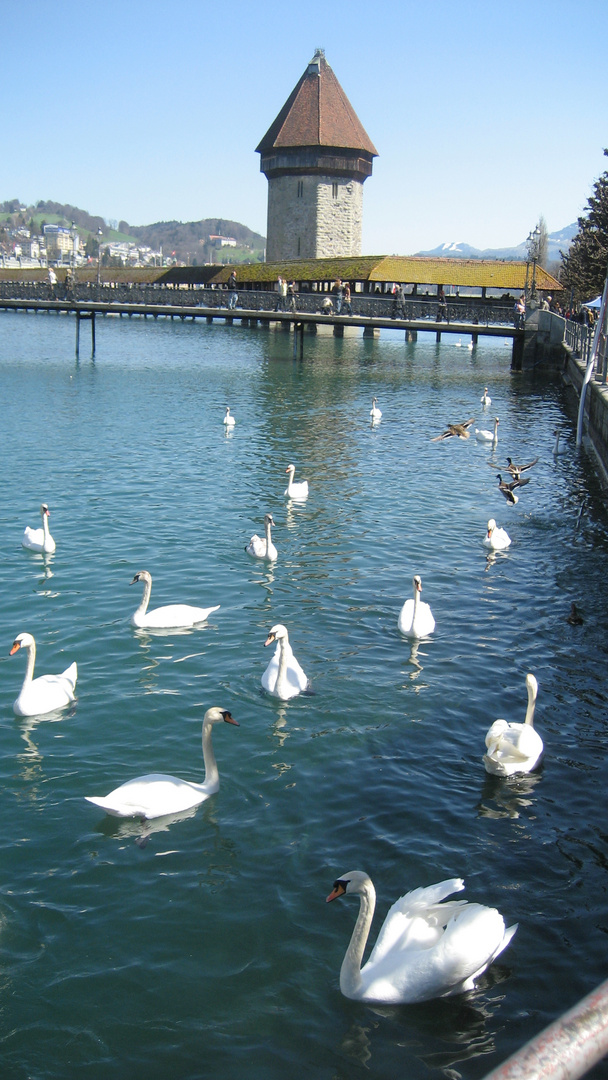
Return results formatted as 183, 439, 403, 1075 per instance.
1, 200, 265, 261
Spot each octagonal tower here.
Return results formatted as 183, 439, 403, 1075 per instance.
256, 49, 378, 262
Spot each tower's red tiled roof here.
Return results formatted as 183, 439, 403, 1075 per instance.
256, 51, 378, 157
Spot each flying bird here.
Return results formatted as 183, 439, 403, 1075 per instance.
496, 474, 528, 505
506, 456, 538, 480
431, 418, 475, 441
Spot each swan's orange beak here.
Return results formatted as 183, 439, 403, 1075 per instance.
487, 529, 492, 538
9, 641, 21, 656
264, 633, 276, 648
222, 711, 239, 726
326, 881, 347, 903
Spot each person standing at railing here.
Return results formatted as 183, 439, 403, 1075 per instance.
227, 270, 238, 310
392, 283, 406, 319
514, 295, 525, 329
343, 282, 352, 316
437, 285, 448, 323
48, 266, 57, 298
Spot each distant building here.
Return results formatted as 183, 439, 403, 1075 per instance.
256, 49, 377, 262
44, 223, 79, 261
209, 235, 238, 248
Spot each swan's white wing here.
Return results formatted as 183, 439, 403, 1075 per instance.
397, 599, 414, 634
141, 603, 220, 629
85, 773, 209, 819
485, 722, 543, 765
283, 643, 308, 690
246, 534, 265, 557
368, 879, 464, 966
363, 899, 515, 1004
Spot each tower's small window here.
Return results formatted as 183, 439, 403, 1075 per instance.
332, 183, 339, 199
297, 180, 304, 198
297, 236, 301, 256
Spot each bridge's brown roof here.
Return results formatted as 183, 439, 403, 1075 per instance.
256, 51, 378, 157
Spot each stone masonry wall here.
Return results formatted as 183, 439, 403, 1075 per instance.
266, 175, 364, 261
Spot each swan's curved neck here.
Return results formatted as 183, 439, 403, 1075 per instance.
275, 636, 289, 696
201, 720, 220, 793
135, 577, 152, 618
340, 880, 376, 998
264, 519, 272, 546
524, 688, 536, 727
21, 641, 36, 687
412, 584, 420, 628
42, 515, 51, 543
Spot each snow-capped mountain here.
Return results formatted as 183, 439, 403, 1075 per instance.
417, 223, 577, 263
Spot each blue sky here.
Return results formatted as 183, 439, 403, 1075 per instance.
3, 0, 607, 253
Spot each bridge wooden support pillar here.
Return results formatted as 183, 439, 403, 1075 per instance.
471, 334, 478, 346
363, 326, 379, 338
436, 330, 442, 342
511, 334, 524, 371
333, 324, 344, 337
293, 322, 304, 360
75, 311, 96, 358
406, 329, 417, 343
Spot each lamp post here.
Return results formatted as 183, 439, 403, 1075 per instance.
96, 228, 103, 290
526, 225, 541, 306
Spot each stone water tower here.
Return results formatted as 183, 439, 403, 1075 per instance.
256, 49, 378, 262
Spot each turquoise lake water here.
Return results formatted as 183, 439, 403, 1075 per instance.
0, 311, 607, 1080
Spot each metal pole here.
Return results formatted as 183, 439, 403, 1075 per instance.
91, 311, 96, 357
75, 312, 80, 358
480, 978, 608, 1080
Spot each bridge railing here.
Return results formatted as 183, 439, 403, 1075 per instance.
565, 318, 594, 368
0, 280, 516, 327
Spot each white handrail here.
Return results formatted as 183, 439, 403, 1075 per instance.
576, 272, 608, 447
481, 978, 608, 1080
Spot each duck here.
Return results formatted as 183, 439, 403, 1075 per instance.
483, 673, 543, 776
262, 623, 308, 700
475, 417, 499, 443
223, 407, 235, 427
567, 602, 584, 626
22, 503, 56, 553
9, 632, 77, 717
481, 387, 492, 407
85, 706, 239, 819
130, 570, 220, 629
496, 474, 528, 505
506, 456, 538, 480
284, 464, 309, 500
398, 575, 435, 639
246, 513, 277, 561
326, 872, 517, 1004
370, 397, 382, 421
483, 518, 511, 550
431, 418, 475, 442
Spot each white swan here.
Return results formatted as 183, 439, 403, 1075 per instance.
284, 464, 309, 500
483, 673, 543, 776
85, 706, 239, 819
326, 872, 517, 1004
10, 632, 77, 717
246, 513, 277, 561
481, 387, 492, 407
370, 397, 382, 421
22, 503, 56, 553
223, 407, 235, 427
483, 518, 511, 551
475, 416, 499, 443
398, 575, 435, 639
130, 570, 220, 629
553, 428, 565, 456
262, 623, 308, 700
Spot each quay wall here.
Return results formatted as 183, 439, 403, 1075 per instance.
563, 350, 608, 484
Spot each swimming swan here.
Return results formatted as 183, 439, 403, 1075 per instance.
262, 623, 308, 700
370, 397, 382, 421
85, 706, 239, 819
481, 387, 492, 407
483, 673, 543, 776
398, 575, 435, 639
284, 464, 309, 500
10, 632, 77, 717
246, 513, 277, 561
223, 407, 236, 427
22, 503, 55, 553
475, 417, 499, 443
130, 570, 220, 629
326, 871, 517, 1004
483, 519, 511, 551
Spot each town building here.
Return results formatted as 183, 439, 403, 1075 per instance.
256, 49, 377, 262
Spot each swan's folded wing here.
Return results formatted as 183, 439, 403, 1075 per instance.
261, 644, 281, 692
368, 879, 465, 965
431, 903, 514, 991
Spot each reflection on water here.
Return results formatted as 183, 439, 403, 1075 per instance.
477, 770, 543, 820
